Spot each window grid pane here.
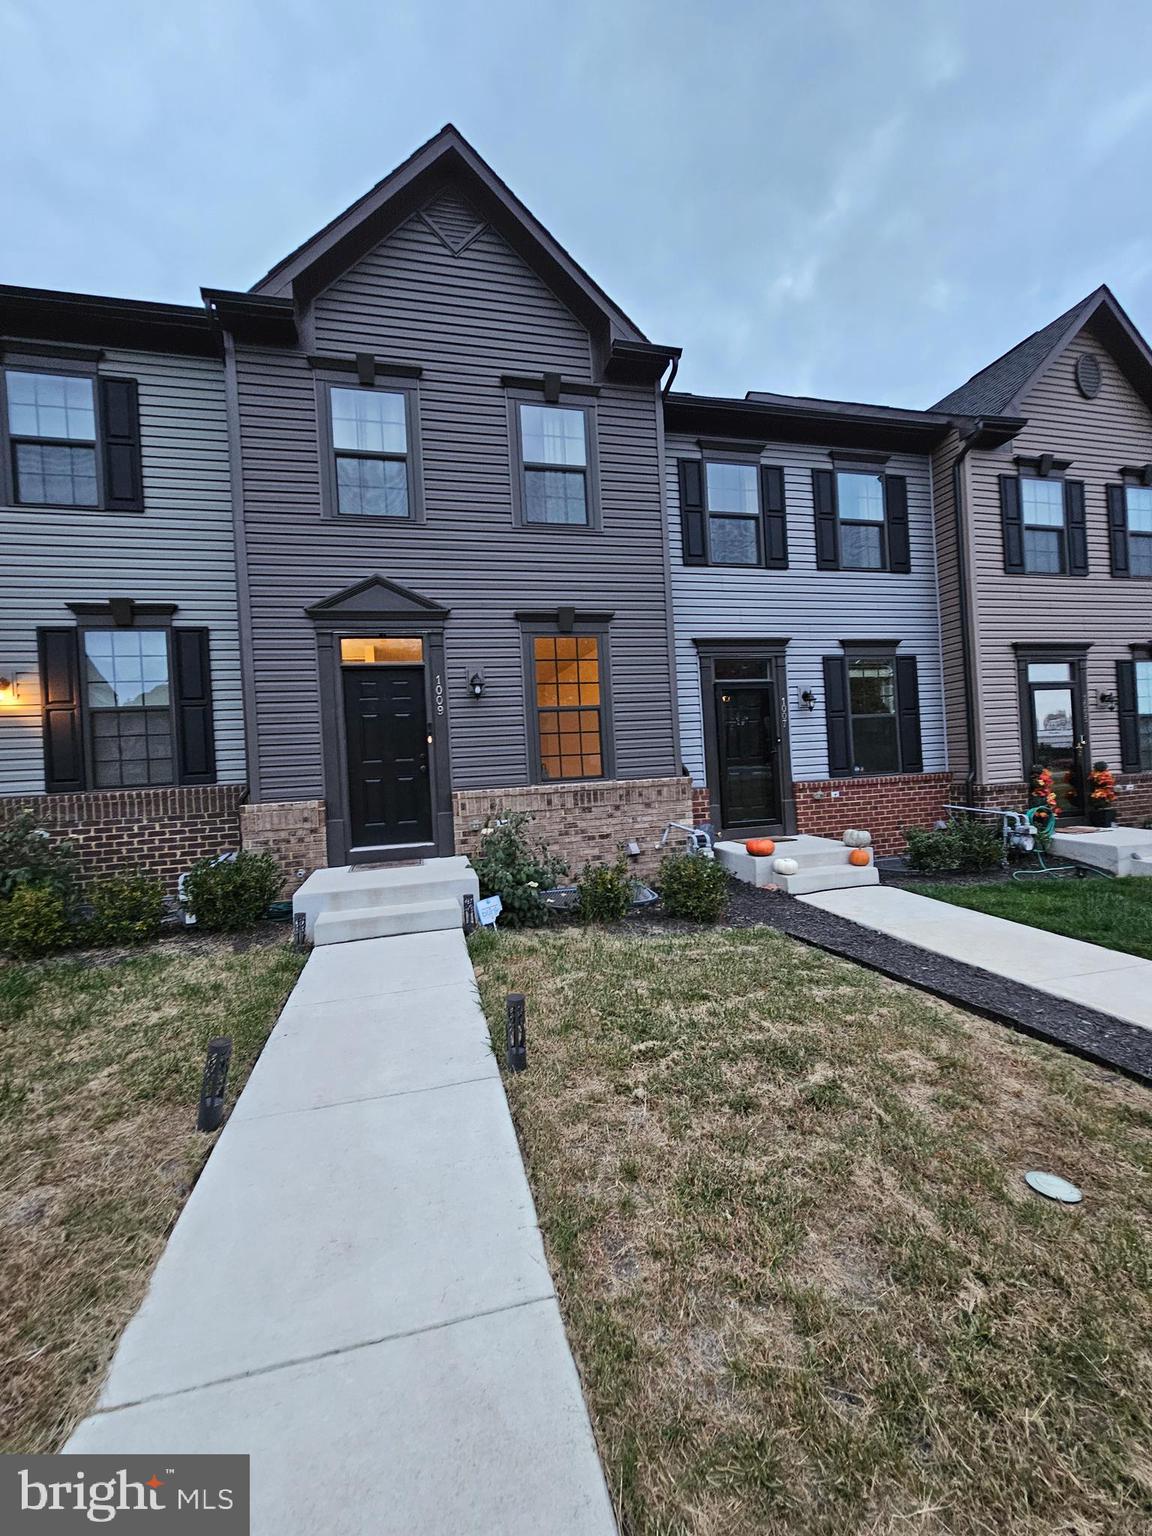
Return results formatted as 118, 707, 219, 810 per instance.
84, 630, 170, 708
7, 371, 95, 442
705, 461, 758, 514
1126, 486, 1152, 532
836, 471, 885, 523
1020, 478, 1065, 527
330, 388, 406, 454
523, 467, 588, 525
335, 455, 409, 517
533, 635, 603, 778
520, 405, 586, 467
14, 443, 98, 506
840, 522, 884, 570
1023, 527, 1063, 573
1130, 533, 1152, 579
708, 514, 759, 565
91, 710, 174, 788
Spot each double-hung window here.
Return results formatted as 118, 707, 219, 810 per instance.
1126, 486, 1152, 578
705, 462, 760, 566
847, 656, 900, 773
329, 386, 411, 518
7, 370, 98, 506
83, 629, 174, 787
823, 648, 922, 777
1020, 477, 1066, 573
530, 633, 606, 779
1136, 661, 1152, 769
836, 471, 886, 570
517, 404, 591, 525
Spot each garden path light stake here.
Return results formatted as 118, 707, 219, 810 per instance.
462, 893, 479, 935
197, 1036, 233, 1131
506, 993, 527, 1073
293, 911, 307, 949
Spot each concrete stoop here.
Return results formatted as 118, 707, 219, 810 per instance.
715, 834, 881, 896
293, 857, 480, 944
1051, 826, 1152, 878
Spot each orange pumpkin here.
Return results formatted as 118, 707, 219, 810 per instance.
847, 848, 871, 867
746, 837, 776, 857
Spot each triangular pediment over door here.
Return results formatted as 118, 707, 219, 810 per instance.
305, 574, 450, 620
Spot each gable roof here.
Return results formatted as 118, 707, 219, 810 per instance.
250, 124, 649, 349
304, 574, 449, 620
931, 285, 1152, 416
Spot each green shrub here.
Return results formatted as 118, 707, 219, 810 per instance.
0, 811, 80, 905
575, 858, 633, 924
0, 885, 72, 957
903, 818, 1003, 874
657, 852, 728, 923
87, 870, 167, 946
471, 812, 567, 928
183, 851, 282, 933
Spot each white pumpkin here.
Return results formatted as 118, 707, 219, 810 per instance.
772, 857, 800, 876
842, 828, 873, 848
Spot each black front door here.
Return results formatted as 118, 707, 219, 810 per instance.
1023, 659, 1088, 816
342, 666, 433, 847
715, 682, 782, 830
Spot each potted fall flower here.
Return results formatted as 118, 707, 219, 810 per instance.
1087, 761, 1118, 827
1027, 765, 1059, 832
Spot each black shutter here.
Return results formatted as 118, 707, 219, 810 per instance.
895, 655, 924, 772
1064, 480, 1088, 575
1107, 484, 1130, 576
999, 475, 1025, 573
1116, 660, 1141, 772
759, 464, 788, 569
37, 628, 85, 792
822, 655, 852, 775
678, 458, 707, 565
883, 474, 911, 573
173, 629, 217, 785
812, 469, 839, 569
99, 376, 144, 512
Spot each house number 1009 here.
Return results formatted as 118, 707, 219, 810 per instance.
434, 673, 445, 715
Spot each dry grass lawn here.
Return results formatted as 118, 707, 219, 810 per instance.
0, 935, 304, 1452
471, 925, 1152, 1536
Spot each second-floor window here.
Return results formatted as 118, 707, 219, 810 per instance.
705, 462, 760, 566
518, 404, 590, 525
1126, 486, 1152, 577
836, 471, 886, 570
330, 387, 410, 517
7, 370, 98, 507
1020, 477, 1066, 574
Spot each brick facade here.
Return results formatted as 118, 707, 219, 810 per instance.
0, 785, 245, 891
960, 773, 1152, 827
793, 772, 952, 855
239, 800, 328, 895
691, 786, 712, 826
452, 776, 694, 879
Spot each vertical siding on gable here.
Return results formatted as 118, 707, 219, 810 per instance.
237, 196, 677, 803
667, 436, 946, 784
0, 351, 243, 793
966, 324, 1152, 782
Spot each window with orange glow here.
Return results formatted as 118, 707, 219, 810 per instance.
533, 634, 603, 779
339, 637, 424, 664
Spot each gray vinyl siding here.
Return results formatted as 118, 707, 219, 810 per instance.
0, 349, 243, 793
236, 189, 677, 802
667, 436, 946, 784
930, 427, 975, 777
965, 324, 1152, 782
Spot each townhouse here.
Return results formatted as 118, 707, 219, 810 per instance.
0, 286, 247, 886
2, 127, 1150, 887
931, 287, 1152, 823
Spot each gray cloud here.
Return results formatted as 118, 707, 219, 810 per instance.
2, 0, 1150, 408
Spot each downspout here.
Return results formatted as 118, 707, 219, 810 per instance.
660, 352, 680, 399
951, 429, 981, 804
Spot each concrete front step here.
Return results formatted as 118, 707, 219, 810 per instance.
294, 856, 480, 943
1052, 827, 1152, 878
312, 898, 464, 947
715, 835, 879, 897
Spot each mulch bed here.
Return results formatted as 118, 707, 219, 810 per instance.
619, 877, 1152, 1086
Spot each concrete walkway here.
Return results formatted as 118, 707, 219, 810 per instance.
66, 929, 617, 1536
800, 885, 1152, 1034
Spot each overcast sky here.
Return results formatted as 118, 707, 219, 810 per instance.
3, 1, 1151, 408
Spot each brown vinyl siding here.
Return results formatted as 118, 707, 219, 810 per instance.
964, 323, 1152, 782
930, 427, 977, 778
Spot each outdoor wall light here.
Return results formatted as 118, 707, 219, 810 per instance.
0, 673, 20, 704
1096, 690, 1118, 712
799, 688, 817, 712
468, 672, 485, 699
